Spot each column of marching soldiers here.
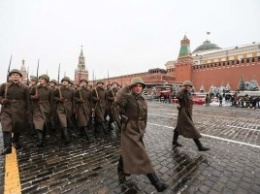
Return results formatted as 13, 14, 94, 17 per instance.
0, 69, 122, 155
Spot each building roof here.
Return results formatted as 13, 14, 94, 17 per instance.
193, 40, 222, 54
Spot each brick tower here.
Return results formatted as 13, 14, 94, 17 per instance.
175, 35, 193, 84
74, 45, 88, 85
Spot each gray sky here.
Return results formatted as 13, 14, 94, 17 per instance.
1, 0, 259, 83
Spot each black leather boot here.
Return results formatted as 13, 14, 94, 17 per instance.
1, 132, 12, 155
146, 172, 168, 192
83, 126, 90, 141
117, 156, 130, 184
62, 128, 70, 144
100, 122, 109, 134
193, 138, 209, 151
36, 130, 45, 147
172, 129, 182, 147
28, 122, 36, 136
13, 132, 22, 150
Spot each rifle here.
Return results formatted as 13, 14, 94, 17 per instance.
57, 63, 60, 85
27, 65, 30, 85
6, 55, 12, 82
36, 59, 40, 95
5, 55, 12, 98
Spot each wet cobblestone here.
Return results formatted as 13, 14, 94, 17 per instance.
1, 102, 260, 193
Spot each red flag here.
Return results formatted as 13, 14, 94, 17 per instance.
207, 32, 211, 35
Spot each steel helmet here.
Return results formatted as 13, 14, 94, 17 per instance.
182, 80, 193, 87
39, 74, 50, 82
130, 77, 146, 88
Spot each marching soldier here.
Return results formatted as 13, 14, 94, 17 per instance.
30, 74, 53, 147
74, 78, 92, 140
49, 79, 59, 131
28, 76, 38, 136
92, 80, 108, 134
0, 69, 30, 155
115, 77, 168, 192
172, 80, 209, 151
49, 79, 58, 90
53, 76, 74, 144
106, 82, 120, 130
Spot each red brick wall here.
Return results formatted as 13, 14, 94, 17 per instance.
192, 58, 260, 91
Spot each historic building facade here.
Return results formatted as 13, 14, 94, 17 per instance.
101, 35, 260, 94
166, 35, 260, 92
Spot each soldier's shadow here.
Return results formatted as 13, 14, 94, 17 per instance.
170, 148, 207, 192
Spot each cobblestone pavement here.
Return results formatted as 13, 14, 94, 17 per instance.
1, 102, 260, 194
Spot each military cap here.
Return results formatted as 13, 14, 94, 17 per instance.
182, 80, 193, 87
30, 76, 38, 82
9, 69, 22, 77
61, 76, 71, 83
49, 79, 58, 85
130, 77, 146, 88
39, 74, 50, 82
80, 78, 88, 83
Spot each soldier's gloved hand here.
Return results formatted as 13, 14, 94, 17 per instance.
1, 98, 9, 105
31, 94, 39, 100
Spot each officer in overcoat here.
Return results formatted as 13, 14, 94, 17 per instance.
53, 76, 74, 144
172, 80, 209, 151
74, 78, 92, 140
115, 77, 168, 192
92, 80, 108, 134
30, 74, 53, 147
0, 69, 30, 155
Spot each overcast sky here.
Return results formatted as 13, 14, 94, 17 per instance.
0, 0, 259, 83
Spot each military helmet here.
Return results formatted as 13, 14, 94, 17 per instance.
39, 74, 50, 82
30, 76, 38, 82
80, 78, 88, 83
96, 80, 104, 85
61, 76, 71, 83
9, 69, 22, 77
130, 77, 146, 88
49, 79, 57, 85
182, 80, 193, 87
111, 82, 120, 87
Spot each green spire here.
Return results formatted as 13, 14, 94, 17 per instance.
178, 35, 191, 57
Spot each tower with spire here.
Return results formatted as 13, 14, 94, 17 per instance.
74, 45, 88, 85
20, 59, 28, 84
174, 35, 193, 84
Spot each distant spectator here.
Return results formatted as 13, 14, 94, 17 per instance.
205, 94, 211, 107
219, 95, 223, 107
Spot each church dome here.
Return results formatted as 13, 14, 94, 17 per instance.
193, 40, 222, 54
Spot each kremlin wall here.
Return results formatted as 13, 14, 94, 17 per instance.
19, 36, 260, 95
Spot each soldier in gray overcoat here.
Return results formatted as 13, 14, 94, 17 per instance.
49, 79, 59, 131
106, 82, 120, 130
30, 74, 53, 147
172, 80, 209, 151
74, 78, 92, 140
92, 81, 108, 134
53, 76, 74, 144
28, 75, 38, 136
115, 77, 168, 192
0, 69, 30, 155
